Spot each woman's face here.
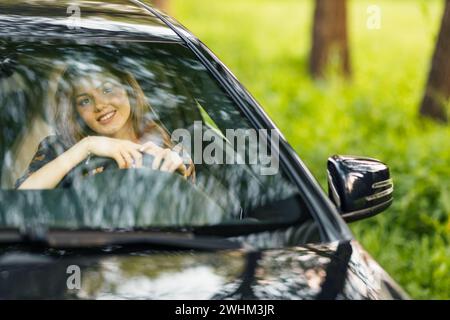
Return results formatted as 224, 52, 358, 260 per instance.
73, 72, 132, 137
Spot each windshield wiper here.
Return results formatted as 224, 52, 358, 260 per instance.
0, 228, 243, 251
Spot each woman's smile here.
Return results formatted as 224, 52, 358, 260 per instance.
97, 109, 117, 125
73, 72, 133, 138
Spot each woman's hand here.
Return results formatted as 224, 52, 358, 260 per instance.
139, 141, 187, 175
81, 137, 187, 174
82, 136, 143, 169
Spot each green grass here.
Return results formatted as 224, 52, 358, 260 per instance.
172, 0, 450, 299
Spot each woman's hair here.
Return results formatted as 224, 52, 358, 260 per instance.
53, 63, 171, 149
52, 62, 195, 179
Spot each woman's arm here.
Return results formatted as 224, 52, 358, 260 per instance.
139, 141, 195, 181
17, 136, 144, 189
17, 138, 90, 190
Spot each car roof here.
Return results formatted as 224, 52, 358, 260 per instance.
0, 0, 185, 42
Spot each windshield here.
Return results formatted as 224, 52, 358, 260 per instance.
0, 38, 313, 235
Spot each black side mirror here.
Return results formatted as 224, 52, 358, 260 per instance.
327, 155, 393, 223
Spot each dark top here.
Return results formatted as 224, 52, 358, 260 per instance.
15, 135, 194, 188
15, 135, 73, 188
15, 135, 134, 189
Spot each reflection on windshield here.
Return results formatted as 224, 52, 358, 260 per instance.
76, 253, 245, 299
0, 39, 308, 231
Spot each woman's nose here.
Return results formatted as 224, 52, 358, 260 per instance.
93, 94, 108, 112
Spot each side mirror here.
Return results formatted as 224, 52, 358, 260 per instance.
327, 155, 393, 223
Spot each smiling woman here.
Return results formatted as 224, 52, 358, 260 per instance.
15, 60, 195, 189
0, 38, 309, 232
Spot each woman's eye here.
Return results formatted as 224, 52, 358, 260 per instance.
103, 86, 113, 94
78, 98, 91, 106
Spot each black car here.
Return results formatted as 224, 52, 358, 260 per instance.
0, 0, 408, 300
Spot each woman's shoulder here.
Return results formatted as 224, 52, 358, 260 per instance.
14, 135, 67, 189
37, 135, 68, 153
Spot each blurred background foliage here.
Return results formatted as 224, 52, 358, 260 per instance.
167, 0, 450, 299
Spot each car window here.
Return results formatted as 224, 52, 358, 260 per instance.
0, 38, 317, 238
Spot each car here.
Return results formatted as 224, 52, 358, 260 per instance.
0, 0, 408, 300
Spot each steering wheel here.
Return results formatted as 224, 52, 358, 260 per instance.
66, 152, 157, 184
65, 164, 228, 227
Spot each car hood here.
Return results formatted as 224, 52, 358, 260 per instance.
0, 240, 408, 299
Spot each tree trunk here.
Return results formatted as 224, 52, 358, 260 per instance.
420, 0, 450, 123
152, 0, 170, 13
310, 0, 351, 79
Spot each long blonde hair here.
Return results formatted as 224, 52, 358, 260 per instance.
52, 63, 195, 178
53, 65, 169, 147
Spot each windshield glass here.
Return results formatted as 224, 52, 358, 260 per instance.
0, 38, 313, 233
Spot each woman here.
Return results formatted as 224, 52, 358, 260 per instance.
16, 62, 194, 189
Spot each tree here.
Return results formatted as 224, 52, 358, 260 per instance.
420, 0, 450, 123
310, 0, 351, 79
152, 0, 170, 13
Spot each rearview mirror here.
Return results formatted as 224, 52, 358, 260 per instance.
327, 155, 393, 222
